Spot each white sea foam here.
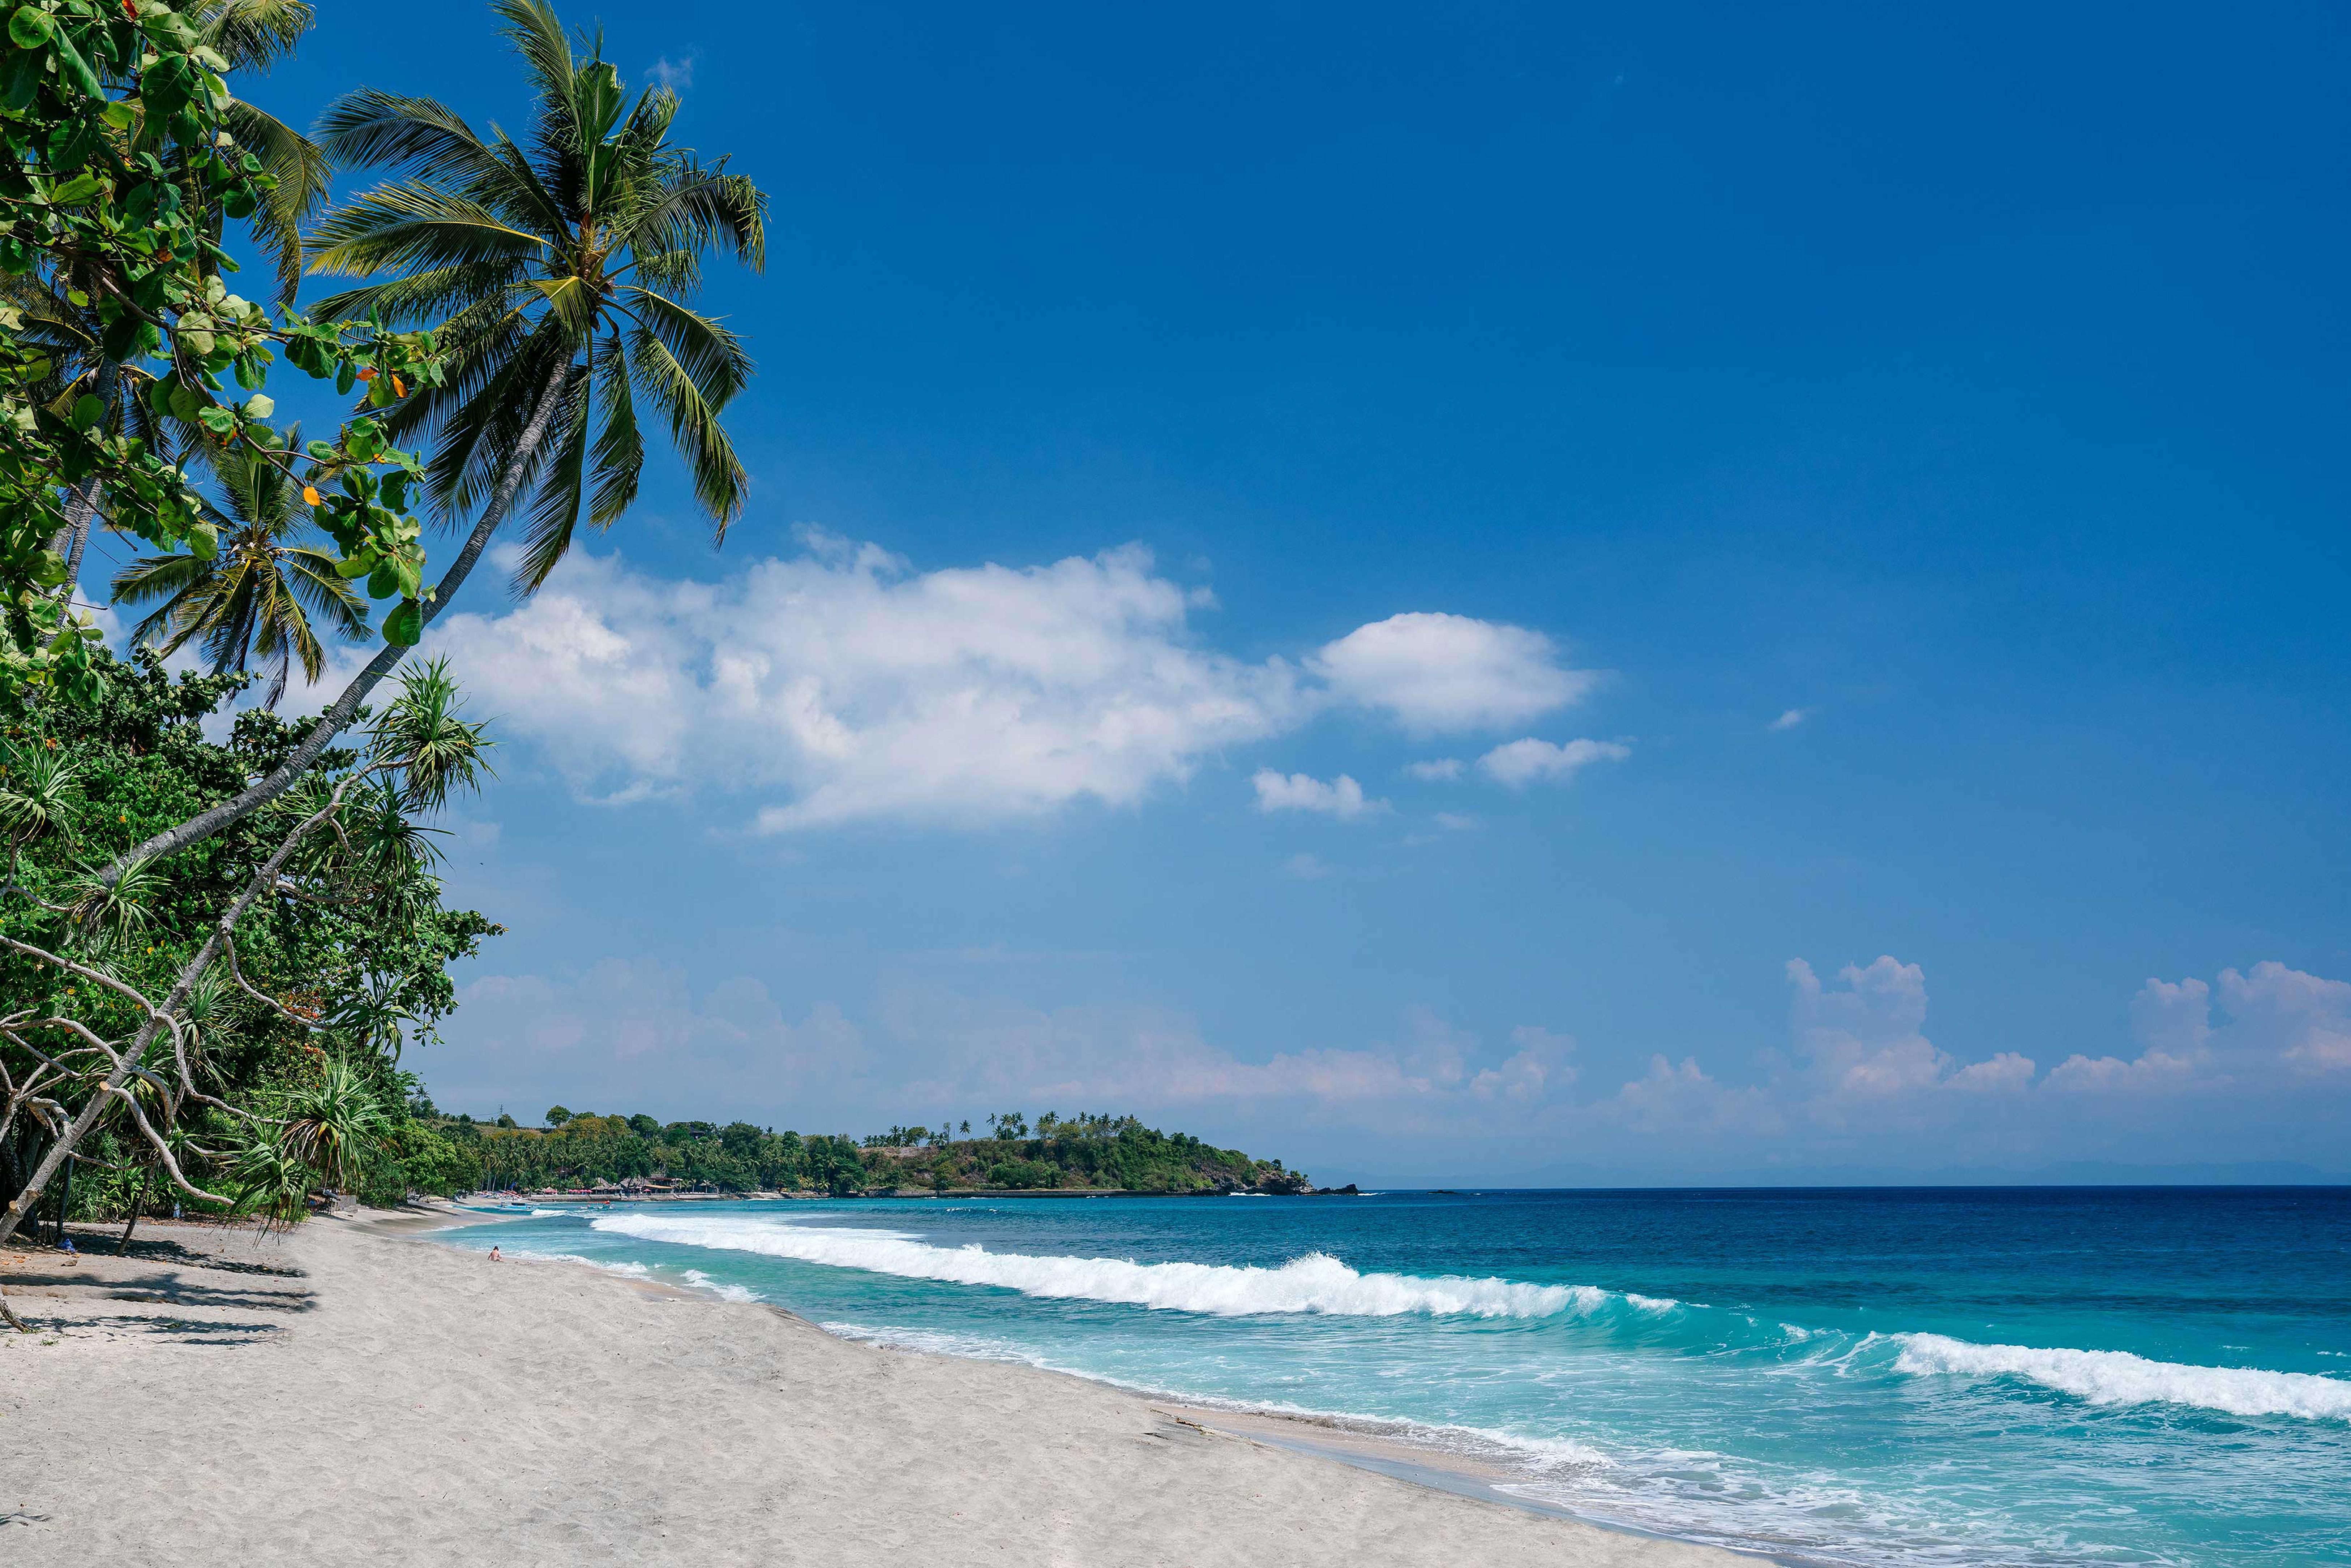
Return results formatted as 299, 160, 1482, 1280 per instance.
822, 1321, 1620, 1472
1893, 1333, 2351, 1422
680, 1268, 761, 1304
510, 1250, 652, 1277
591, 1212, 1645, 1319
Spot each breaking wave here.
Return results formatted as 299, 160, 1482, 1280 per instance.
589, 1211, 1667, 1320
1893, 1333, 2351, 1422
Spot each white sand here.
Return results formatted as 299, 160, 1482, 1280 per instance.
1, 1213, 1748, 1566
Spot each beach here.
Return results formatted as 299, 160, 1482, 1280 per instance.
0, 1212, 1742, 1567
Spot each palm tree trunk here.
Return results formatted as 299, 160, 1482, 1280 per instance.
0, 367, 574, 1247
117, 1167, 150, 1253
89, 364, 572, 890
48, 361, 116, 597
50, 479, 102, 584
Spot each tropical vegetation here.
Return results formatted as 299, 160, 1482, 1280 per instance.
438, 1108, 1312, 1198
0, 0, 768, 1259
0, 646, 497, 1299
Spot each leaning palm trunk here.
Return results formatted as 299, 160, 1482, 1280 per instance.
47, 360, 117, 594
0, 370, 560, 1247
91, 365, 568, 889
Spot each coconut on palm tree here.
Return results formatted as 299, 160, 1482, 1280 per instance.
307, 0, 766, 593
111, 437, 371, 709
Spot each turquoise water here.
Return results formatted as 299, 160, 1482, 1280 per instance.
442, 1187, 2351, 1565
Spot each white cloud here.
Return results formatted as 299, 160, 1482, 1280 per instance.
1784, 956, 2037, 1101
1769, 707, 1810, 731
1281, 852, 1332, 880
1434, 812, 1481, 831
436, 539, 1597, 833
437, 542, 1310, 828
2056, 963, 2351, 1088
2220, 962, 2351, 1074
1601, 1055, 1782, 1138
1405, 758, 1464, 781
1472, 1025, 1578, 1101
1311, 612, 1596, 734
1251, 769, 1386, 819
1477, 736, 1631, 787
1945, 1052, 2038, 1092
647, 52, 697, 91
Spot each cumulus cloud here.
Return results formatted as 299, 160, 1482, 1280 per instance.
434, 540, 1593, 832
2050, 962, 2351, 1088
1601, 1055, 1782, 1138
1786, 956, 2034, 1101
1251, 769, 1386, 819
1405, 758, 1465, 781
1473, 1025, 1578, 1101
1477, 736, 1630, 787
646, 51, 697, 90
1769, 708, 1810, 731
2222, 962, 2351, 1073
1310, 612, 1596, 734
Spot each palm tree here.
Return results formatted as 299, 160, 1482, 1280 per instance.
87, 0, 766, 895
307, 0, 766, 592
111, 436, 371, 708
185, 0, 338, 305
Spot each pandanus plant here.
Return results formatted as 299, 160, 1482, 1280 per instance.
306, 0, 767, 593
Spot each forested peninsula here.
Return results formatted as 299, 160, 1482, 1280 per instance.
408, 1104, 1327, 1199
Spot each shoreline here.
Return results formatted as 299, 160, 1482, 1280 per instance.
3, 1209, 1748, 1566
398, 1201, 1795, 1564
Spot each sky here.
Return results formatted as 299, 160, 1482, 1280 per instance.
84, 1, 2351, 1184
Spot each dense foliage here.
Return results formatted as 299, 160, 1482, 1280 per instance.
1, 0, 444, 703
0, 645, 497, 1231
0, 0, 770, 1257
427, 1108, 1310, 1198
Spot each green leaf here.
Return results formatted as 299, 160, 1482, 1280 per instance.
196, 404, 236, 434
335, 552, 374, 580
7, 8, 53, 48
47, 24, 100, 98
382, 600, 423, 647
188, 522, 218, 560
240, 394, 273, 421
48, 172, 104, 206
367, 562, 397, 599
70, 394, 103, 431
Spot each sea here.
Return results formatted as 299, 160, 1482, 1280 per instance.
439, 1186, 2351, 1566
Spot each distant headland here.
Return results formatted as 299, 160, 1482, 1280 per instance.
396, 1100, 1354, 1200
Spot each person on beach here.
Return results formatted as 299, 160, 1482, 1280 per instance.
489, 1247, 502, 1262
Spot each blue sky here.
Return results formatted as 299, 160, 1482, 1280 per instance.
95, 2, 2351, 1183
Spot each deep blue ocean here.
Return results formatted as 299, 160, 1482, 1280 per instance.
438, 1187, 2351, 1566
